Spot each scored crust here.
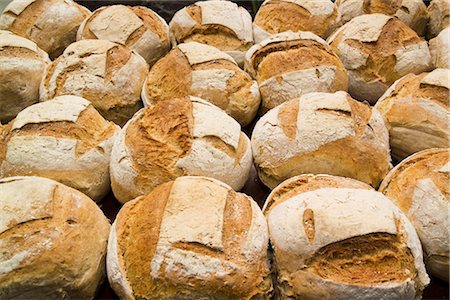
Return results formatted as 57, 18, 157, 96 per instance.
429, 27, 450, 69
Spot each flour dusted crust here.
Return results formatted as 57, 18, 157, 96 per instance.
245, 31, 348, 113
0, 176, 110, 299
0, 30, 50, 123
110, 96, 252, 203
328, 14, 432, 104
0, 96, 119, 201
253, 0, 338, 43
169, 0, 253, 66
251, 91, 391, 189
266, 187, 429, 299
429, 27, 450, 69
427, 0, 450, 39
107, 176, 272, 299
39, 39, 149, 126
0, 0, 90, 58
374, 69, 450, 161
77, 5, 170, 66
142, 42, 260, 126
379, 149, 449, 282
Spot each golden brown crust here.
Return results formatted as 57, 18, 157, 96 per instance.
363, 0, 402, 15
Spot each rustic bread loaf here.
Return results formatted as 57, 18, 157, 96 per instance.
0, 30, 50, 123
0, 176, 110, 299
374, 68, 449, 161
245, 31, 348, 113
77, 5, 170, 66
169, 0, 253, 66
251, 91, 391, 189
266, 186, 430, 299
328, 14, 432, 104
0, 0, 90, 59
379, 148, 449, 282
107, 176, 272, 299
336, 0, 428, 36
110, 96, 252, 203
429, 27, 450, 69
0, 96, 119, 201
39, 39, 148, 126
427, 0, 450, 39
253, 0, 338, 43
142, 42, 260, 126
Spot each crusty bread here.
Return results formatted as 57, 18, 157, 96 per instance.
253, 0, 338, 43
0, 0, 90, 59
427, 0, 450, 39
266, 186, 430, 299
0, 30, 50, 123
107, 176, 272, 299
77, 5, 170, 66
0, 96, 119, 201
39, 39, 149, 126
251, 91, 391, 189
379, 148, 449, 282
429, 27, 450, 69
374, 68, 449, 161
0, 176, 110, 299
328, 14, 432, 104
142, 42, 260, 126
110, 96, 252, 203
245, 31, 348, 113
169, 0, 253, 66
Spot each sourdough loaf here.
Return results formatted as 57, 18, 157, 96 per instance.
427, 0, 450, 39
429, 27, 450, 69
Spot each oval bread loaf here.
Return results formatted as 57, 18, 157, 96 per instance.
429, 27, 450, 69
427, 0, 450, 39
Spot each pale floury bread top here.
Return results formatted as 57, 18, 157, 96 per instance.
0, 0, 90, 59
328, 13, 432, 104
77, 5, 170, 65
0, 30, 50, 123
379, 148, 449, 282
253, 0, 338, 42
375, 68, 449, 161
110, 96, 252, 203
0, 176, 110, 299
429, 27, 450, 69
107, 176, 272, 299
169, 0, 253, 66
427, 0, 450, 39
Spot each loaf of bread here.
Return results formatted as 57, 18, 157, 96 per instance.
110, 96, 252, 203
107, 176, 272, 299
245, 31, 348, 113
39, 39, 148, 126
328, 14, 432, 104
77, 5, 170, 66
379, 148, 449, 282
336, 0, 428, 36
142, 42, 260, 126
169, 0, 253, 66
253, 0, 338, 43
266, 186, 430, 299
0, 176, 110, 299
0, 96, 119, 201
374, 68, 449, 161
427, 0, 450, 39
251, 91, 391, 189
429, 27, 450, 69
0, 0, 90, 59
0, 30, 50, 123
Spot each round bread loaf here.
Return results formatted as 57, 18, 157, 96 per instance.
379, 148, 449, 282
251, 91, 391, 189
40, 39, 148, 126
0, 96, 119, 201
110, 96, 252, 204
374, 68, 449, 161
107, 176, 272, 299
427, 0, 450, 39
429, 27, 450, 69
245, 31, 348, 113
328, 14, 432, 104
77, 5, 170, 66
0, 176, 110, 299
142, 42, 260, 126
0, 30, 50, 123
266, 186, 430, 299
253, 0, 338, 43
336, 0, 428, 36
169, 0, 253, 66
0, 0, 90, 59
